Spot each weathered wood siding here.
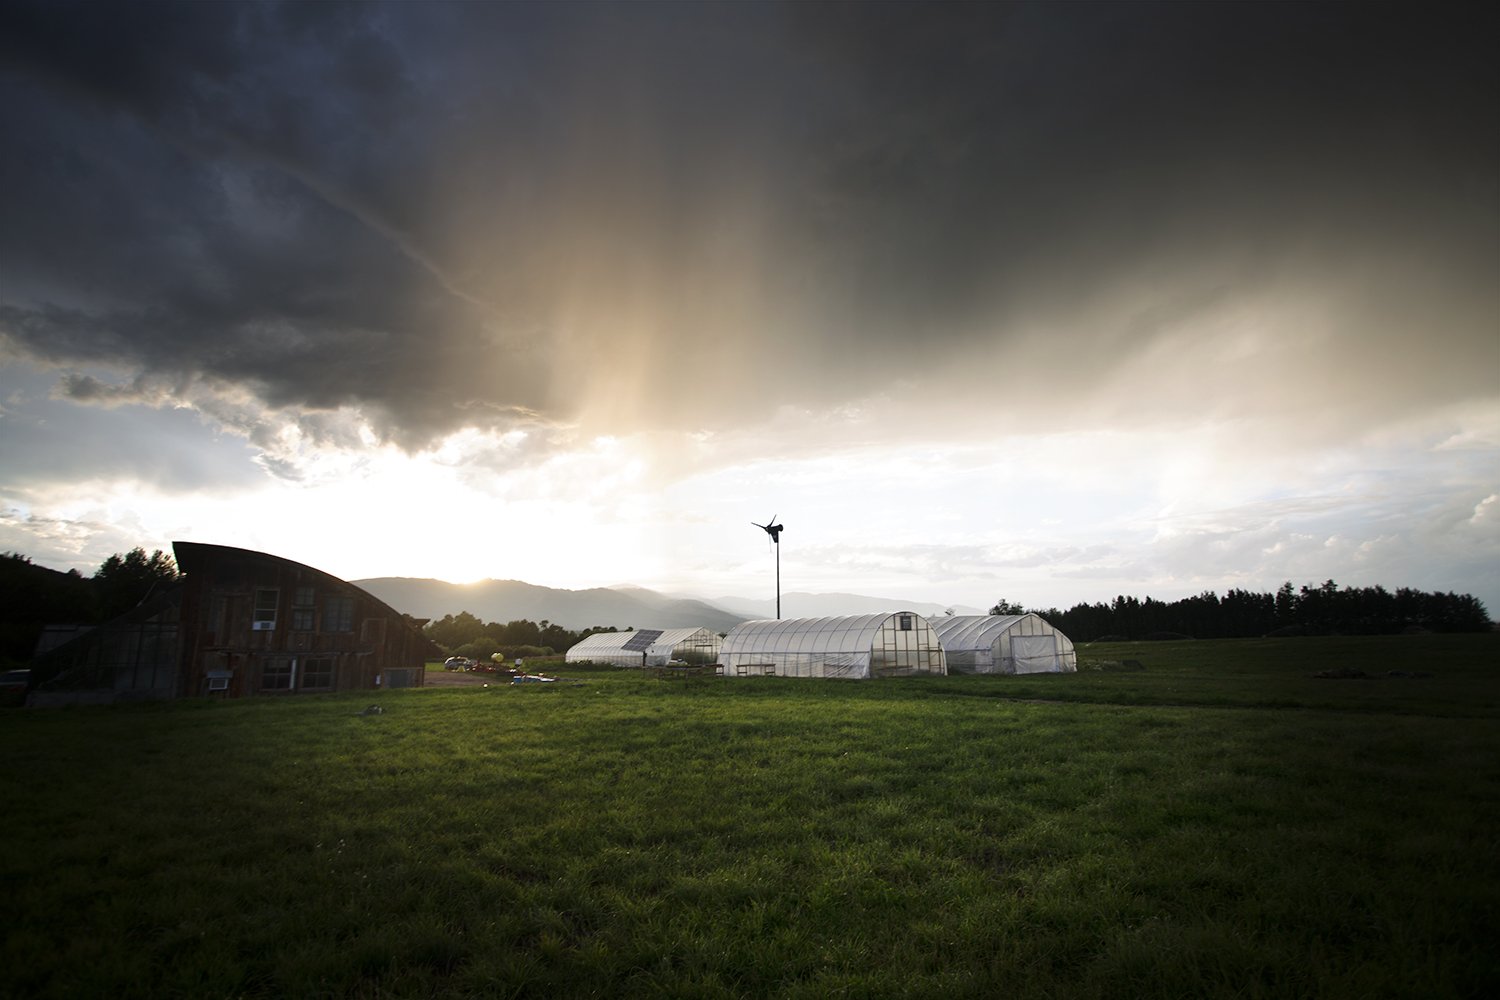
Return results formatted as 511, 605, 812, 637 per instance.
175, 542, 437, 698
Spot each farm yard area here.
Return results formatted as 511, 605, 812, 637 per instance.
3, 635, 1496, 998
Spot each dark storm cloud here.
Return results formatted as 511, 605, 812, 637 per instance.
794, 3, 1497, 399
0, 1, 1494, 450
0, 0, 540, 447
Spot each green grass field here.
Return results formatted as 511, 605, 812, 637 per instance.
3, 635, 1496, 998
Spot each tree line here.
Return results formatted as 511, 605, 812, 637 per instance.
5, 548, 1490, 669
1, 548, 182, 666
1002, 580, 1493, 641
422, 611, 620, 661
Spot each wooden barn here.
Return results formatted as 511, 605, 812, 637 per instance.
29, 542, 440, 705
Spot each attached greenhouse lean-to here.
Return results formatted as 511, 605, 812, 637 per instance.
927, 614, 1077, 674
719, 613, 947, 679
564, 627, 723, 668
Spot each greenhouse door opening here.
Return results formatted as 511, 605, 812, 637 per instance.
1011, 634, 1061, 674
871, 615, 944, 678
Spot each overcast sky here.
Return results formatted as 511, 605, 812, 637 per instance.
1, 1, 1496, 616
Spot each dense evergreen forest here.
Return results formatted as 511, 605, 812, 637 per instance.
1015, 581, 1493, 642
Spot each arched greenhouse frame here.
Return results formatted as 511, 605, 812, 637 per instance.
719, 613, 947, 679
565, 627, 722, 668
927, 614, 1077, 674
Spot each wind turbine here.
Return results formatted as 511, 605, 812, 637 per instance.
751, 515, 784, 619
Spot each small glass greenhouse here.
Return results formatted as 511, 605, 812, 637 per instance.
927, 614, 1077, 674
719, 613, 947, 679
564, 627, 722, 668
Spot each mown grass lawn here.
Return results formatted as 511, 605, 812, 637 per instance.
2, 635, 1496, 998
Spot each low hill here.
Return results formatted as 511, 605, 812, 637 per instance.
706, 591, 986, 621
353, 577, 748, 633
355, 576, 988, 633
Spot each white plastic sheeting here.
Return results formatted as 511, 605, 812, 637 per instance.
719, 613, 947, 679
565, 627, 722, 668
927, 614, 1077, 674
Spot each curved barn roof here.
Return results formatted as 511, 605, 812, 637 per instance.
172, 540, 442, 659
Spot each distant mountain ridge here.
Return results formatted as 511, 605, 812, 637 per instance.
703, 592, 986, 621
353, 578, 747, 633
352, 577, 981, 632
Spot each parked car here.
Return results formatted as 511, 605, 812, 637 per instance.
443, 656, 475, 671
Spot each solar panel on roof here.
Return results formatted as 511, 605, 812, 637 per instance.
621, 629, 664, 652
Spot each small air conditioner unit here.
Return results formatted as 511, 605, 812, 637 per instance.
251, 621, 276, 631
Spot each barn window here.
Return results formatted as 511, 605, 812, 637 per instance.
261, 658, 293, 690
899, 615, 913, 631
291, 587, 316, 631
301, 657, 334, 690
252, 589, 278, 630
208, 594, 227, 638
325, 596, 354, 632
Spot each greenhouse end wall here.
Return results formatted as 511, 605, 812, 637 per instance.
932, 614, 1078, 674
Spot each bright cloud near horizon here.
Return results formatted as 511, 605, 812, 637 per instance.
1, 2, 1496, 616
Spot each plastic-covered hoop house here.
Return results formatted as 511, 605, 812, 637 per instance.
928, 614, 1077, 674
719, 613, 947, 679
565, 627, 722, 668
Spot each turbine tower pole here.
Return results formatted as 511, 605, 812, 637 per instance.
751, 515, 785, 620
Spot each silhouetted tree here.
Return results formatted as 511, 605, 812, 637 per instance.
455, 635, 500, 660
93, 547, 179, 620
1274, 581, 1298, 629
422, 613, 630, 657
424, 611, 487, 651
539, 622, 575, 651
1, 553, 97, 663
498, 619, 543, 647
